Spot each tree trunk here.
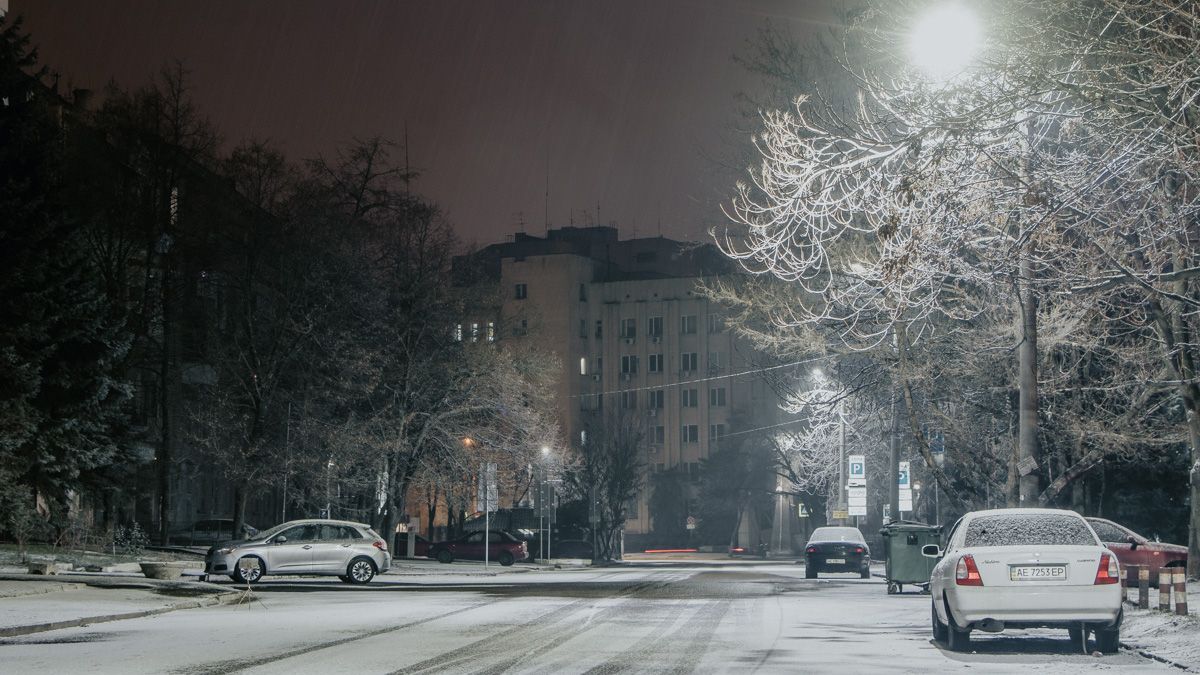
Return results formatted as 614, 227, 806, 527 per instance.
156, 249, 173, 546
1017, 252, 1042, 505
232, 485, 247, 540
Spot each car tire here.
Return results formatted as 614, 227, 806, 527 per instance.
805, 563, 818, 579
232, 556, 265, 584
436, 550, 453, 564
346, 557, 376, 584
1095, 622, 1120, 654
945, 599, 971, 652
498, 551, 515, 567
1068, 626, 1086, 651
931, 600, 948, 642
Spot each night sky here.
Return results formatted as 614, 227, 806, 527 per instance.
13, 1, 828, 245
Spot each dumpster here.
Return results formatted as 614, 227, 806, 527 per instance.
879, 520, 942, 595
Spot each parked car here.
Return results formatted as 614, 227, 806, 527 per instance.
925, 508, 1122, 653
1086, 517, 1187, 583
170, 519, 257, 547
428, 530, 528, 566
205, 519, 390, 584
804, 526, 870, 578
393, 532, 431, 558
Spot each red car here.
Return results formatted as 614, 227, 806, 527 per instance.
393, 532, 430, 558
428, 530, 528, 566
1086, 517, 1187, 581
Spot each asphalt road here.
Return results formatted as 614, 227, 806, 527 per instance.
0, 562, 1170, 674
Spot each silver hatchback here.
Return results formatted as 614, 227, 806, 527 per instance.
205, 519, 391, 584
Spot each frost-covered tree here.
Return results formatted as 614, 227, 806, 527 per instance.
718, 0, 1200, 576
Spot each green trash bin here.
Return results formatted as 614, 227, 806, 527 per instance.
879, 520, 942, 595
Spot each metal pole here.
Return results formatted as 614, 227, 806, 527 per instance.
838, 397, 847, 521
485, 486, 490, 568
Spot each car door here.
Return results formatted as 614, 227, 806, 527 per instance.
266, 525, 319, 572
310, 524, 361, 573
459, 532, 486, 559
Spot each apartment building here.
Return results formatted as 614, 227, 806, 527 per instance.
456, 226, 786, 547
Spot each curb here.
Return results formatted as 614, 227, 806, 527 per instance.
0, 591, 241, 639
1122, 643, 1191, 671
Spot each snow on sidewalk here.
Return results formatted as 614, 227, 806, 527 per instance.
1121, 583, 1200, 670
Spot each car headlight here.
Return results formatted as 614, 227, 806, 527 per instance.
217, 547, 236, 555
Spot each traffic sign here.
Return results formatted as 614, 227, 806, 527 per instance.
832, 509, 849, 520
848, 505, 867, 516
686, 515, 697, 530
898, 461, 910, 488
847, 455, 866, 487
848, 487, 867, 499
848, 495, 867, 507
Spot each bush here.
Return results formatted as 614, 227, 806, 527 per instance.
111, 523, 150, 556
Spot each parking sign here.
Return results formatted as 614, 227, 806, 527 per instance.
847, 455, 866, 486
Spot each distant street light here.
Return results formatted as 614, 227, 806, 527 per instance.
909, 3, 981, 82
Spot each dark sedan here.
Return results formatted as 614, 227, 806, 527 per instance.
804, 526, 870, 579
428, 530, 528, 566
1086, 517, 1187, 583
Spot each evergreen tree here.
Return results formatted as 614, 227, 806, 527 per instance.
0, 14, 130, 523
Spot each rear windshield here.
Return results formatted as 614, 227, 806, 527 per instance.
810, 527, 865, 543
964, 514, 1096, 547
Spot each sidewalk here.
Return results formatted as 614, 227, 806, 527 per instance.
1121, 583, 1200, 670
0, 573, 238, 638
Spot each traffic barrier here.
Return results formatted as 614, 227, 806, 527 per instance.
1139, 566, 1150, 609
1159, 570, 1172, 611
1173, 572, 1189, 616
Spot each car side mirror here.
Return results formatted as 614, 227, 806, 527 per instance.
921, 544, 942, 558
273, 535, 287, 544
1127, 535, 1138, 550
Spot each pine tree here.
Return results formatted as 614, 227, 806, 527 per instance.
0, 14, 131, 522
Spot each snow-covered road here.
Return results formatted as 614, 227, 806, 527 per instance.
0, 563, 1170, 673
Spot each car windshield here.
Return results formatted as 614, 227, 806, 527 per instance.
964, 514, 1097, 547
809, 527, 864, 543
253, 522, 294, 540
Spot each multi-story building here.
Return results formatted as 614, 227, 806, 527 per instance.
456, 226, 790, 549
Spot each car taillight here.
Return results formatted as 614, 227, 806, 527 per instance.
1094, 553, 1119, 585
955, 554, 983, 586
854, 547, 864, 554
373, 540, 388, 552
806, 546, 817, 554
732, 547, 745, 553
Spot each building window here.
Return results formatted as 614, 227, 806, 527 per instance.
681, 388, 698, 407
625, 491, 640, 519
621, 318, 636, 339
648, 353, 663, 373
580, 430, 588, 446
596, 393, 604, 410
487, 321, 495, 343
653, 425, 665, 444
580, 357, 588, 375
579, 283, 587, 301
680, 315, 697, 335
512, 319, 528, 336
595, 320, 603, 339
621, 391, 637, 409
709, 387, 726, 407
680, 424, 699, 443
470, 322, 480, 342
580, 319, 588, 338
621, 355, 638, 374
594, 357, 603, 374
709, 423, 726, 442
680, 352, 698, 372
707, 314, 725, 333
648, 316, 663, 337
453, 324, 463, 342
648, 389, 664, 409
514, 283, 528, 300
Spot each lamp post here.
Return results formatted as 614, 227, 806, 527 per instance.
909, 3, 981, 83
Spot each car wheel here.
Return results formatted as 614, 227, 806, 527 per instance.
232, 556, 265, 584
436, 550, 453, 564
931, 600, 948, 642
1068, 626, 1086, 652
945, 598, 971, 652
805, 563, 818, 579
498, 551, 515, 566
346, 557, 376, 584
1095, 622, 1120, 654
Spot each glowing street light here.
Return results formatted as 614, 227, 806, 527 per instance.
909, 3, 981, 82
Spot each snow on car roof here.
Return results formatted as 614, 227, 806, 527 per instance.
808, 527, 865, 542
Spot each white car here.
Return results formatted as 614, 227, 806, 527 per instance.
205, 519, 391, 584
924, 508, 1122, 653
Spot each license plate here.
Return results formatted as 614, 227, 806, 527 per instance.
826, 558, 845, 564
1010, 565, 1066, 580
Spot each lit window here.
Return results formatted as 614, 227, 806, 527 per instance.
487, 321, 495, 342
580, 358, 587, 375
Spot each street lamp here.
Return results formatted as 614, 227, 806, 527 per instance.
909, 3, 981, 82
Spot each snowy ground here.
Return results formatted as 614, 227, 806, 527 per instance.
1122, 583, 1200, 670
0, 562, 1180, 673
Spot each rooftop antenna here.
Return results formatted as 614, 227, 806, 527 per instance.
544, 149, 550, 234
